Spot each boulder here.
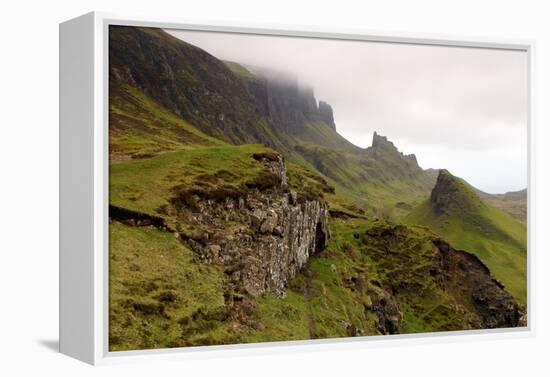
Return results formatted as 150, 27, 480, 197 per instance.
260, 211, 278, 234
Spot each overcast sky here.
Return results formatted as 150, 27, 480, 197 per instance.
166, 29, 528, 194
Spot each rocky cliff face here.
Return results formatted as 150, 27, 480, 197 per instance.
318, 101, 336, 131
109, 26, 286, 148
361, 225, 526, 330
170, 153, 330, 298
110, 26, 339, 150
371, 131, 417, 164
245, 70, 336, 134
433, 239, 526, 328
430, 169, 485, 215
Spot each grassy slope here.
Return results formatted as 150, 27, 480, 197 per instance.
245, 217, 476, 340
108, 55, 526, 348
110, 144, 274, 224
291, 141, 436, 220
110, 84, 224, 160
480, 189, 527, 223
109, 222, 232, 350
406, 175, 527, 305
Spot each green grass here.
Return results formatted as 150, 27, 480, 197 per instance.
242, 291, 311, 343
223, 61, 256, 80
243, 218, 382, 341
110, 144, 276, 222
110, 84, 224, 159
107, 69, 527, 348
109, 222, 232, 350
243, 216, 483, 339
406, 172, 527, 305
290, 141, 436, 221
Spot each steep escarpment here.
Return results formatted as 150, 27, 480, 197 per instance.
244, 69, 340, 137
367, 132, 427, 180
170, 152, 330, 297
318, 101, 336, 130
110, 26, 346, 154
433, 239, 525, 328
109, 145, 329, 299
429, 169, 485, 215
407, 169, 527, 305
359, 225, 525, 330
109, 26, 288, 150
108, 25, 528, 350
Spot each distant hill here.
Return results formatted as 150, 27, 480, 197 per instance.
406, 170, 527, 304
476, 188, 527, 222
107, 25, 527, 349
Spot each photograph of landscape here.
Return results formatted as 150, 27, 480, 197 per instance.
108, 25, 528, 351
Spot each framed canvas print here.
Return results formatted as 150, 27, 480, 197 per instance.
59, 12, 535, 365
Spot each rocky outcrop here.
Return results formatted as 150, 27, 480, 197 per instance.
110, 26, 340, 150
371, 131, 396, 150
170, 153, 330, 298
433, 240, 526, 328
371, 131, 418, 163
360, 225, 525, 332
430, 169, 485, 215
367, 285, 403, 335
246, 70, 336, 135
318, 101, 336, 131
109, 26, 286, 148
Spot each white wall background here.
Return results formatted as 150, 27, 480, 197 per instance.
0, 0, 548, 375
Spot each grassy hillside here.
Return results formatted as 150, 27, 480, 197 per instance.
110, 222, 232, 350
110, 215, 514, 350
477, 188, 527, 223
110, 143, 283, 224
291, 136, 437, 220
108, 25, 527, 351
406, 170, 527, 305
110, 83, 224, 161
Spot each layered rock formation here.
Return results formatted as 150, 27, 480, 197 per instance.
371, 131, 418, 164
318, 101, 336, 130
433, 239, 526, 328
361, 225, 526, 330
110, 26, 340, 150
170, 153, 330, 297
245, 69, 336, 134
430, 169, 485, 215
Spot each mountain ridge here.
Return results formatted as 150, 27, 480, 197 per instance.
107, 25, 527, 349
406, 169, 527, 304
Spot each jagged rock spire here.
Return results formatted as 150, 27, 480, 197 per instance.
318, 101, 336, 131
372, 131, 396, 149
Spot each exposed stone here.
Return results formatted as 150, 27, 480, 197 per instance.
370, 289, 403, 335
170, 152, 330, 298
372, 131, 394, 149
288, 190, 298, 205
249, 209, 265, 230
433, 239, 526, 328
430, 169, 485, 215
203, 244, 221, 263
318, 101, 336, 131
259, 211, 278, 234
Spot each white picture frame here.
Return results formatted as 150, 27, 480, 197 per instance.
59, 11, 536, 365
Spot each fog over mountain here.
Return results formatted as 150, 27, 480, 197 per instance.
166, 29, 528, 194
